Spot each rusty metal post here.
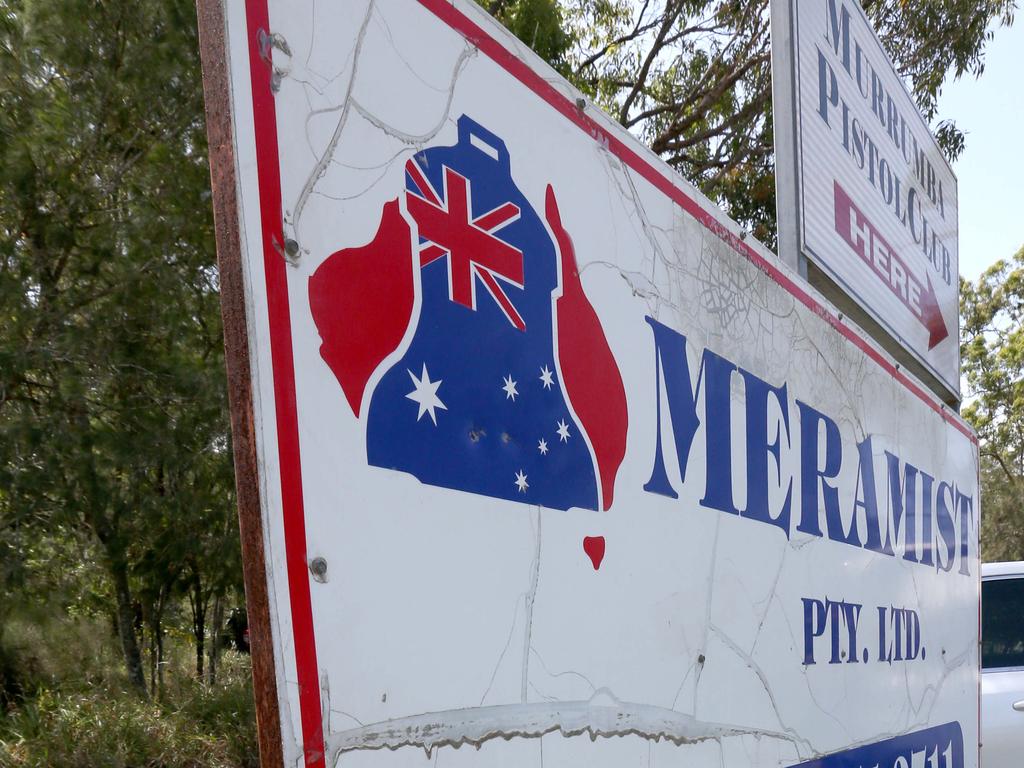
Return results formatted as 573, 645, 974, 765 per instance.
195, 2, 285, 766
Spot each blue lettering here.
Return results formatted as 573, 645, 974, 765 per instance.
824, 0, 852, 72
699, 352, 739, 515
817, 48, 840, 126
740, 370, 792, 537
643, 317, 739, 513
956, 489, 973, 576
803, 597, 826, 665
642, 320, 972, 577
935, 481, 956, 572
855, 437, 886, 553
643, 318, 700, 499
884, 452, 918, 562
796, 401, 858, 545
919, 471, 935, 567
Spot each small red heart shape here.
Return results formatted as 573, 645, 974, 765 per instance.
583, 536, 606, 570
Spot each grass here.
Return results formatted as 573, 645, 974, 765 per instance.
0, 615, 259, 768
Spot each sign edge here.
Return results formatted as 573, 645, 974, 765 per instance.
195, 1, 287, 765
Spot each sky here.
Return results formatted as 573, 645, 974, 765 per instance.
938, 15, 1024, 282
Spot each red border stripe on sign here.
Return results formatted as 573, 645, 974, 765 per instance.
244, 1, 326, 766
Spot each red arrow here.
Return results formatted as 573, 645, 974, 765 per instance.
921, 274, 948, 350
833, 181, 949, 350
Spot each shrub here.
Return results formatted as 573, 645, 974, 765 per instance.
0, 653, 258, 768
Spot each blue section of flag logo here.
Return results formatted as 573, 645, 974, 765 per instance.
365, 117, 599, 511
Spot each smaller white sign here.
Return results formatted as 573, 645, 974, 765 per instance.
772, 0, 960, 398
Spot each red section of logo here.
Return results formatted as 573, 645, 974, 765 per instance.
308, 199, 415, 416
583, 536, 606, 570
832, 181, 948, 350
546, 186, 629, 510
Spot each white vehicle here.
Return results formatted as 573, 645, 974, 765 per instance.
982, 561, 1024, 766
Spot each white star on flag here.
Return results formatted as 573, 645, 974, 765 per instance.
556, 419, 571, 442
502, 374, 519, 401
538, 438, 548, 455
539, 365, 554, 390
515, 470, 529, 493
406, 363, 447, 425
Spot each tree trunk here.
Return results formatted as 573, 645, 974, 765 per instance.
207, 594, 224, 686
148, 615, 157, 694
156, 615, 166, 698
112, 559, 147, 697
149, 588, 167, 701
69, 401, 146, 697
190, 568, 206, 679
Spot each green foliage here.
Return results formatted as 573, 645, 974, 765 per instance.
0, 0, 241, 694
961, 246, 1024, 562
489, 0, 1016, 245
866, 0, 1016, 126
487, 0, 573, 74
169, 658, 259, 768
0, 667, 257, 768
1, 612, 119, 698
0, 612, 257, 767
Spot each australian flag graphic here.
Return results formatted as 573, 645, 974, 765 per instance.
309, 116, 628, 511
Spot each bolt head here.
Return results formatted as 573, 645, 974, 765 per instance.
310, 557, 328, 582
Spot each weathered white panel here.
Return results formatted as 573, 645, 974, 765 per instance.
218, 0, 980, 766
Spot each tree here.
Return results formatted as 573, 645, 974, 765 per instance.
0, 0, 239, 695
494, 0, 1015, 245
960, 247, 1024, 562
488, 0, 574, 75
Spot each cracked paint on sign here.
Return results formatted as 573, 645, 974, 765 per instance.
217, 0, 981, 766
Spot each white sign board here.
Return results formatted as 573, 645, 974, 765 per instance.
211, 0, 979, 766
772, 0, 960, 398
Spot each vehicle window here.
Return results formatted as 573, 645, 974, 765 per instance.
983, 577, 1024, 669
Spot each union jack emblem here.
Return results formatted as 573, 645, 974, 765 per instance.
406, 159, 526, 330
